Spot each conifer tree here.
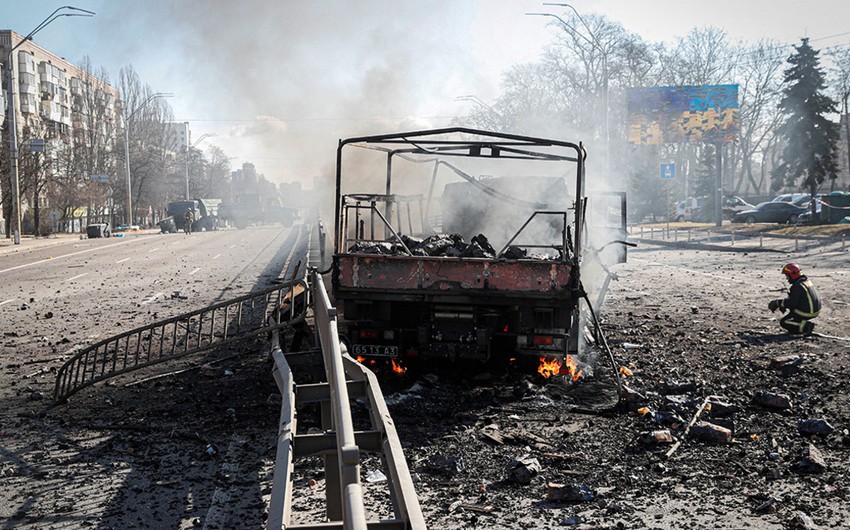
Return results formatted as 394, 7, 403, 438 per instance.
693, 144, 716, 221
772, 38, 839, 211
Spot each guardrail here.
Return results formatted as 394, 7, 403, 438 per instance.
53, 279, 308, 402
267, 270, 426, 529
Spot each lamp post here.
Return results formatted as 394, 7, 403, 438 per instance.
5, 6, 95, 244
123, 92, 172, 225
185, 133, 216, 200
528, 4, 609, 182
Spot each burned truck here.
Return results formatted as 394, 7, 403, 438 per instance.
331, 128, 626, 366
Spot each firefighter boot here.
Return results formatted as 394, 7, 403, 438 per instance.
803, 321, 815, 336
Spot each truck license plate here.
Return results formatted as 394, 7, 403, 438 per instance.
353, 344, 399, 358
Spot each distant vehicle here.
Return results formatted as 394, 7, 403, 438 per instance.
722, 196, 755, 220
771, 193, 810, 204
219, 193, 296, 229
673, 195, 753, 221
732, 201, 807, 225
797, 195, 824, 224
165, 199, 220, 233
672, 197, 707, 222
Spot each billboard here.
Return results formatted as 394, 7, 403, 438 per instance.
627, 85, 739, 145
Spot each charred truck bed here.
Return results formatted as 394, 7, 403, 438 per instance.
330, 128, 624, 365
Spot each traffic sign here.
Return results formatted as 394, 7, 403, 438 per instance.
660, 163, 676, 179
29, 138, 45, 152
90, 174, 109, 183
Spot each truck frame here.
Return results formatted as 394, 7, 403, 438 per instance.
331, 128, 622, 365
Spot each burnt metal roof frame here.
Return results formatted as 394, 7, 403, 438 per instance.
335, 127, 587, 263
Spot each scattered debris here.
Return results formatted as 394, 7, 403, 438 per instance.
640, 429, 674, 447
689, 421, 732, 443
753, 392, 793, 410
791, 510, 819, 529
659, 380, 697, 395
506, 455, 540, 484
793, 444, 826, 474
798, 419, 834, 437
770, 354, 804, 373
201, 364, 221, 378
425, 454, 465, 476
547, 483, 595, 503
366, 469, 387, 483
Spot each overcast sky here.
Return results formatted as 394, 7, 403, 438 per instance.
4, 0, 849, 185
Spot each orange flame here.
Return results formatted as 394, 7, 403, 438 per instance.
537, 356, 584, 381
355, 355, 367, 363
537, 356, 562, 378
561, 355, 584, 381
391, 359, 407, 375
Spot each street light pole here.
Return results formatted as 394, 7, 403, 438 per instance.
185, 132, 216, 200
528, 4, 610, 183
123, 92, 172, 225
5, 6, 94, 244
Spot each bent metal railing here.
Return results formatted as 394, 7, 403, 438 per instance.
53, 279, 308, 402
267, 269, 426, 530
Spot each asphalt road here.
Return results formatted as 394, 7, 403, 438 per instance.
0, 224, 308, 529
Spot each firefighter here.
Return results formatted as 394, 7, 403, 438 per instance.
768, 263, 820, 335
184, 209, 194, 235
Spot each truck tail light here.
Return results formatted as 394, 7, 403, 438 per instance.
532, 335, 554, 346
359, 329, 378, 340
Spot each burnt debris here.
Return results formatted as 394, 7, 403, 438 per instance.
348, 232, 544, 260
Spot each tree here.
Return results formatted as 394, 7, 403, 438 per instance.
828, 47, 850, 189
772, 38, 839, 208
731, 40, 785, 195
118, 65, 176, 223
692, 144, 716, 221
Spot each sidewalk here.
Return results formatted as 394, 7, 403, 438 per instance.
0, 229, 159, 256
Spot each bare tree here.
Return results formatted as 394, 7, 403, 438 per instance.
51, 57, 120, 230
204, 145, 234, 199
828, 47, 850, 189
730, 40, 785, 195
118, 65, 175, 223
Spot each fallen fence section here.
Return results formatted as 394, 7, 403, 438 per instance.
53, 279, 308, 402
267, 270, 426, 530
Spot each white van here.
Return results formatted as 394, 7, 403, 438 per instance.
673, 197, 707, 222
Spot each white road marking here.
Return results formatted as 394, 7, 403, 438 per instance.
141, 292, 164, 305
212, 253, 221, 260
203, 435, 244, 530
0, 298, 15, 306
64, 272, 89, 283
147, 248, 160, 253
0, 238, 147, 274
189, 267, 201, 276
115, 257, 130, 264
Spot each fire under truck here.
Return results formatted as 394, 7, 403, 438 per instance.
330, 128, 627, 367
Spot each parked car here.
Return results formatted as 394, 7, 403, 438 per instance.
771, 193, 810, 204
797, 195, 824, 224
722, 196, 755, 219
732, 201, 807, 225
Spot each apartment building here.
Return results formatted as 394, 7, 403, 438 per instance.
1, 30, 120, 231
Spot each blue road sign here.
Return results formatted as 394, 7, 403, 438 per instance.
660, 163, 676, 179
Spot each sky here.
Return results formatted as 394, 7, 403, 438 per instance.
3, 0, 850, 187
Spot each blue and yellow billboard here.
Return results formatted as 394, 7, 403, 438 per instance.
627, 85, 739, 144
